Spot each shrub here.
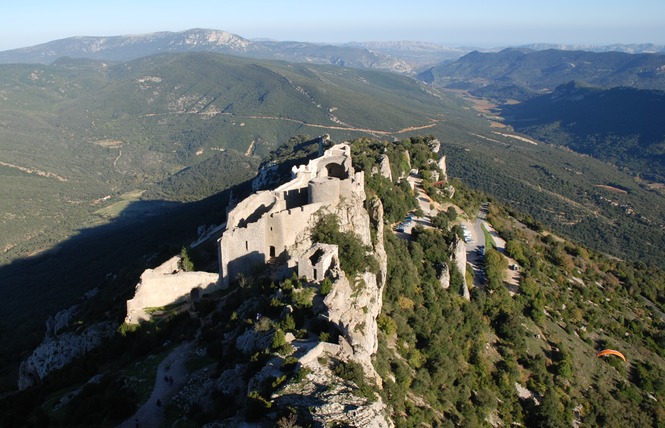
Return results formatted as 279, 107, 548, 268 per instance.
311, 214, 378, 276
246, 391, 271, 420
179, 246, 195, 271
320, 278, 333, 296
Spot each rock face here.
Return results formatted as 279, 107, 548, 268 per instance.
430, 139, 441, 154
45, 305, 79, 337
275, 356, 393, 428
378, 154, 392, 181
438, 155, 448, 182
451, 236, 470, 300
18, 320, 116, 390
439, 262, 451, 289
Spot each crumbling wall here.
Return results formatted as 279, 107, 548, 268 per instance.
298, 243, 338, 282
218, 143, 362, 288
125, 256, 219, 324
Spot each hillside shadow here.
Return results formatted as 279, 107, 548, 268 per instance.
0, 178, 256, 393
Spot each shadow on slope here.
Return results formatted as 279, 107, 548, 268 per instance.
0, 178, 256, 394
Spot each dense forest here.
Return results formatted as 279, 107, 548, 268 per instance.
500, 82, 665, 182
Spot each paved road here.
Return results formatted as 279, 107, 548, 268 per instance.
118, 342, 192, 428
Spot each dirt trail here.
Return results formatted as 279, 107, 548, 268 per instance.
140, 110, 439, 136
0, 160, 68, 181
118, 342, 192, 428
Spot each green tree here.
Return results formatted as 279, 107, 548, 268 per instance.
180, 246, 195, 271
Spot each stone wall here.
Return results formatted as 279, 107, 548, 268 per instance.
298, 243, 338, 282
125, 256, 220, 324
218, 143, 363, 288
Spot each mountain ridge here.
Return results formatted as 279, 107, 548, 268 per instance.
500, 81, 665, 181
419, 47, 665, 96
0, 28, 413, 73
4, 28, 664, 74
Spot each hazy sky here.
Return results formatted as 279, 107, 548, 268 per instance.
2, 0, 664, 51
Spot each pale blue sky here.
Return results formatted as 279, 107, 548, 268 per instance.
1, 0, 664, 51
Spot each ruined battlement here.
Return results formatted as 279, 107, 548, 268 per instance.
218, 143, 364, 288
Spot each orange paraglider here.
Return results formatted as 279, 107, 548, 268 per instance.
596, 349, 626, 362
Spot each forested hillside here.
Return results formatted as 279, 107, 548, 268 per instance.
419, 47, 665, 97
500, 82, 665, 181
2, 137, 663, 427
0, 52, 453, 266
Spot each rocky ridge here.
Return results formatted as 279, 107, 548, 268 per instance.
0, 29, 414, 73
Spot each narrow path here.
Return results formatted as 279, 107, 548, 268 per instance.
0, 160, 68, 181
138, 110, 439, 136
118, 342, 192, 428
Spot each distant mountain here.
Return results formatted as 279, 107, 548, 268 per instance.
0, 28, 414, 73
500, 81, 665, 180
419, 47, 665, 99
344, 40, 471, 70
520, 43, 665, 54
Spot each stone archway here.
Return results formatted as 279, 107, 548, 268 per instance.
324, 162, 347, 179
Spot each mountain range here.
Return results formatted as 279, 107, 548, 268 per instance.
0, 29, 414, 73
500, 81, 665, 181
2, 28, 664, 75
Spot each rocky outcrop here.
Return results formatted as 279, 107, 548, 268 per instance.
235, 329, 273, 355
275, 364, 393, 428
18, 321, 116, 390
451, 236, 470, 300
438, 155, 448, 182
251, 163, 281, 192
438, 262, 450, 289
45, 305, 79, 337
290, 188, 386, 386
404, 150, 411, 171
378, 154, 392, 181
429, 139, 441, 154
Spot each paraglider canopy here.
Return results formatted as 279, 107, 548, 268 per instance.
596, 349, 626, 362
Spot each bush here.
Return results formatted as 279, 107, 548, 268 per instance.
320, 278, 333, 296
311, 214, 378, 276
246, 391, 271, 420
180, 246, 195, 271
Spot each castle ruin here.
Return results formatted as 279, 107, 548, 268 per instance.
217, 143, 364, 288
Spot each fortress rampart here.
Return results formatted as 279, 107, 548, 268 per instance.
218, 143, 364, 288
125, 256, 220, 324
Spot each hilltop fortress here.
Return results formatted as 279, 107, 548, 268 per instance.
125, 142, 372, 323
218, 142, 365, 288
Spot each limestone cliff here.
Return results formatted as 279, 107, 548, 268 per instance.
18, 318, 116, 390
439, 262, 451, 290
285, 176, 387, 383
451, 236, 470, 300
378, 154, 392, 181
438, 154, 448, 182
